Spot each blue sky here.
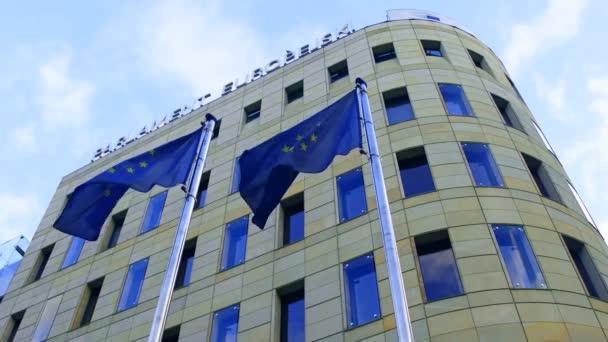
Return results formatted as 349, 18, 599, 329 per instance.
1, 0, 607, 242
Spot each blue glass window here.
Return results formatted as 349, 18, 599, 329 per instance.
210, 304, 240, 342
280, 289, 305, 342
492, 225, 546, 288
522, 153, 561, 202
462, 143, 504, 187
244, 101, 261, 123
397, 147, 435, 197
343, 253, 381, 327
175, 238, 196, 289
421, 40, 442, 57
438, 83, 474, 116
140, 191, 167, 233
282, 194, 304, 245
61, 237, 85, 269
415, 230, 464, 302
106, 211, 126, 250
231, 158, 241, 194
383, 88, 415, 125
337, 168, 367, 222
220, 216, 248, 271
117, 258, 148, 312
197, 171, 210, 209
372, 43, 396, 63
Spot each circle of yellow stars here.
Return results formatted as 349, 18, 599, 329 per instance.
282, 133, 317, 153
106, 149, 155, 175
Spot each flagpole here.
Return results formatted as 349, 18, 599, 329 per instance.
355, 78, 414, 342
148, 113, 217, 342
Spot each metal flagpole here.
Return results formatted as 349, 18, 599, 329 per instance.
148, 113, 217, 342
355, 78, 415, 342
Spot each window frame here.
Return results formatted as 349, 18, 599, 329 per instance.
117, 258, 148, 312
175, 238, 197, 289
61, 237, 85, 269
73, 277, 104, 329
220, 215, 249, 271
396, 146, 436, 197
209, 304, 240, 342
4, 310, 24, 342
230, 158, 241, 194
521, 153, 562, 203
104, 210, 126, 251
336, 167, 368, 223
244, 100, 262, 123
31, 244, 54, 283
277, 280, 305, 342
328, 60, 349, 83
414, 230, 464, 302
196, 171, 211, 209
461, 142, 505, 187
420, 39, 443, 57
280, 193, 305, 247
382, 87, 415, 125
372, 43, 397, 63
342, 253, 382, 328
490, 224, 547, 289
438, 83, 475, 116
490, 93, 525, 132
285, 81, 304, 104
562, 235, 608, 301
140, 191, 168, 234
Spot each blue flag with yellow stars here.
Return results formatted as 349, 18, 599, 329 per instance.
239, 89, 362, 228
54, 128, 203, 241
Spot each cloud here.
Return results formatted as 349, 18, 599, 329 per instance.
533, 73, 572, 121
10, 122, 37, 152
37, 54, 95, 128
502, 0, 589, 74
0, 192, 42, 242
562, 74, 608, 239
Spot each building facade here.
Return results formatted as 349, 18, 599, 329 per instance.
0, 235, 29, 298
1, 10, 607, 342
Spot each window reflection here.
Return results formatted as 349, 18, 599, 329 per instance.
492, 225, 546, 288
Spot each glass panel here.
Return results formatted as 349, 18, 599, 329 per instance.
438, 83, 474, 116
80, 279, 103, 326
492, 225, 546, 288
197, 172, 210, 208
32, 295, 62, 341
399, 152, 435, 196
33, 245, 54, 281
337, 168, 367, 222
462, 143, 504, 187
385, 93, 415, 125
140, 191, 167, 233
117, 258, 148, 311
210, 304, 240, 342
107, 213, 125, 249
286, 210, 304, 245
231, 158, 241, 194
343, 253, 381, 327
564, 236, 608, 300
416, 231, 464, 302
568, 183, 596, 226
281, 290, 305, 342
62, 237, 85, 269
221, 216, 248, 270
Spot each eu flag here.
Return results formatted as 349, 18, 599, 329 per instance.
239, 89, 362, 228
54, 128, 203, 241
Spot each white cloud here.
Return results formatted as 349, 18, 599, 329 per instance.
37, 54, 95, 128
502, 0, 589, 74
533, 73, 572, 121
0, 192, 42, 242
10, 122, 37, 152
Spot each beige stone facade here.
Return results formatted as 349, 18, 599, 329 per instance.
1, 16, 607, 342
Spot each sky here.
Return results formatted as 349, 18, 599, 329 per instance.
1, 0, 607, 243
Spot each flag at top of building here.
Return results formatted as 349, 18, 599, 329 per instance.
238, 89, 362, 228
54, 128, 203, 241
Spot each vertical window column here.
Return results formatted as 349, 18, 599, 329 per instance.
196, 171, 211, 209
343, 253, 381, 327
31, 244, 54, 282
4, 310, 24, 342
278, 281, 305, 342
415, 230, 464, 302
491, 225, 546, 288
522, 154, 561, 202
105, 210, 126, 250
383, 87, 415, 125
74, 277, 104, 328
230, 158, 241, 194
175, 238, 196, 289
336, 168, 368, 223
